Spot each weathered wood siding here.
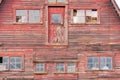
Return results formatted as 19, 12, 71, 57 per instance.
0, 0, 119, 80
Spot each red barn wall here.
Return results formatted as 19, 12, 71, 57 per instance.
0, 0, 119, 80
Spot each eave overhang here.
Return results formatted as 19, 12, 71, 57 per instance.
111, 0, 120, 17
0, 0, 2, 4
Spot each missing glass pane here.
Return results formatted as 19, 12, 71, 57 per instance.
52, 14, 62, 23
73, 9, 77, 16
0, 57, 3, 63
86, 9, 98, 23
16, 10, 27, 23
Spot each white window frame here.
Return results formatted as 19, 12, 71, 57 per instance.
35, 63, 45, 72
56, 63, 64, 72
10, 57, 22, 70
88, 57, 112, 70
67, 62, 76, 73
16, 10, 41, 23
72, 9, 99, 24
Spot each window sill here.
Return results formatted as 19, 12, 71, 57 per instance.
34, 72, 48, 75
86, 69, 114, 72
54, 72, 79, 74
0, 70, 24, 72
13, 22, 43, 25
70, 22, 100, 25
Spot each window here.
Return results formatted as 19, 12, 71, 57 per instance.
88, 57, 112, 70
0, 57, 8, 71
55, 62, 76, 73
100, 57, 112, 70
36, 63, 44, 72
88, 57, 99, 70
10, 57, 22, 70
48, 0, 65, 3
56, 63, 64, 72
67, 62, 75, 72
52, 14, 62, 24
72, 9, 98, 24
16, 10, 40, 23
0, 56, 22, 71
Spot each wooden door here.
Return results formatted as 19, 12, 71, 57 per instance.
48, 6, 65, 44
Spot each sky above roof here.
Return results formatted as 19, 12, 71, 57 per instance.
115, 0, 120, 9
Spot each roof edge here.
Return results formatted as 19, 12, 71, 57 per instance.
0, 0, 2, 4
111, 0, 120, 17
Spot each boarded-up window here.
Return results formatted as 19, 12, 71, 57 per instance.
72, 9, 98, 24
36, 63, 44, 72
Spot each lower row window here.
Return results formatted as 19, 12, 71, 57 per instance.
88, 57, 112, 70
35, 62, 76, 73
0, 57, 22, 71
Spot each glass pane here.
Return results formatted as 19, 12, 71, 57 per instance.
100, 57, 112, 70
52, 14, 62, 23
67, 63, 75, 72
10, 57, 22, 70
73, 10, 85, 23
3, 57, 8, 70
36, 63, 44, 72
58, 0, 65, 2
29, 10, 40, 23
48, 0, 56, 3
56, 63, 64, 72
16, 10, 27, 23
88, 57, 99, 70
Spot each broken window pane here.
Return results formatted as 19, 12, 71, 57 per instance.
73, 10, 85, 23
56, 63, 64, 72
86, 9, 98, 23
29, 10, 40, 23
72, 9, 98, 24
0, 57, 8, 71
36, 63, 44, 72
67, 63, 75, 72
16, 10, 27, 23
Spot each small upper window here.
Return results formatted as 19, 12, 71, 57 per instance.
16, 10, 40, 23
48, 0, 65, 3
72, 9, 98, 24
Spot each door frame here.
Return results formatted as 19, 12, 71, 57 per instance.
45, 5, 68, 45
